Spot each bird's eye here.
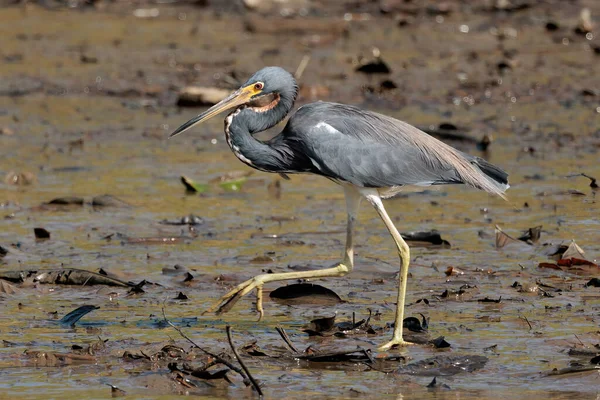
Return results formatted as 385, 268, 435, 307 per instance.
254, 82, 264, 90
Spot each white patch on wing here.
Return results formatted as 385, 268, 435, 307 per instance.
314, 121, 340, 134
309, 157, 322, 171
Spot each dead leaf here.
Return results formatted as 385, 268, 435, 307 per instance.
585, 278, 600, 287
109, 385, 127, 398
34, 227, 50, 240
46, 196, 85, 206
91, 195, 130, 208
495, 225, 519, 248
303, 315, 336, 336
5, 171, 36, 185
560, 241, 586, 260
401, 230, 450, 248
59, 305, 99, 327
445, 266, 464, 276
269, 283, 343, 305
0, 279, 20, 295
538, 262, 562, 270
0, 268, 132, 287
518, 226, 542, 244
557, 258, 597, 267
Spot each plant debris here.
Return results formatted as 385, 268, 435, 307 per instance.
401, 230, 451, 247
59, 305, 99, 327
269, 283, 343, 305
33, 227, 50, 240
0, 269, 133, 287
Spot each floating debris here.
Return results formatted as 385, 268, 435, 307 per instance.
160, 214, 205, 226
59, 305, 99, 327
91, 195, 131, 208
4, 171, 36, 185
34, 227, 50, 240
429, 336, 451, 349
426, 376, 451, 390
0, 268, 133, 287
181, 176, 208, 193
0, 279, 19, 295
518, 225, 542, 244
401, 230, 450, 248
538, 241, 598, 272
355, 48, 391, 75
585, 278, 600, 287
174, 292, 189, 300
567, 173, 598, 189
42, 195, 130, 208
108, 385, 126, 398
46, 196, 85, 206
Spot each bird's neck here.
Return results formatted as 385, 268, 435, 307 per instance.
224, 106, 291, 173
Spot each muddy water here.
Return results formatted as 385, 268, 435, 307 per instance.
1, 2, 600, 399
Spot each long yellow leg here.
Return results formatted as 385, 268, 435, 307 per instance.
206, 186, 362, 316
364, 191, 412, 350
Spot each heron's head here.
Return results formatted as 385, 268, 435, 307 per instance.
170, 66, 297, 137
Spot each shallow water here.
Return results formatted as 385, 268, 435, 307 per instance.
1, 2, 600, 398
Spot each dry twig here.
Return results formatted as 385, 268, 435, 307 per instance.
275, 326, 300, 353
161, 307, 248, 381
226, 325, 264, 397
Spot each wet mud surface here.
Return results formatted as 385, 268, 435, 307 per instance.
1, 0, 600, 398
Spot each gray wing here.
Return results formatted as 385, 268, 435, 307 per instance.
299, 121, 462, 188
285, 102, 508, 195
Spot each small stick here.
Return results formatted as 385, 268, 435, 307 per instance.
582, 173, 598, 188
566, 173, 598, 188
226, 326, 263, 397
295, 55, 311, 80
275, 326, 300, 353
360, 347, 375, 364
161, 307, 248, 380
520, 315, 533, 330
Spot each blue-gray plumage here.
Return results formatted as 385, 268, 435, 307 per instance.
169, 66, 509, 350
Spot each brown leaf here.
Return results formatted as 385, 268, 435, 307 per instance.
518, 225, 542, 244
557, 258, 597, 267
0, 279, 20, 295
445, 266, 465, 276
538, 262, 561, 270
495, 225, 519, 248
303, 315, 336, 336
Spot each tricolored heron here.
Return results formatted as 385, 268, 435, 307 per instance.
170, 66, 509, 350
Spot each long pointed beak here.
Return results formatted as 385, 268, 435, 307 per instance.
169, 85, 257, 138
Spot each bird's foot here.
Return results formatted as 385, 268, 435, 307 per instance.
377, 337, 414, 351
204, 275, 267, 318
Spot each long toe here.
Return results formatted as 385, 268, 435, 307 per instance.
378, 338, 414, 351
